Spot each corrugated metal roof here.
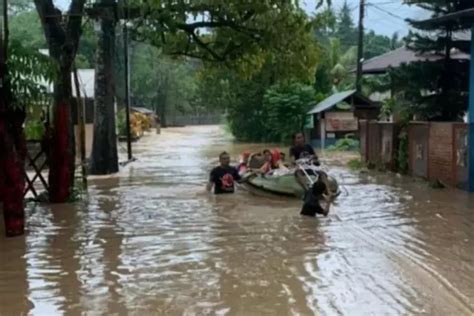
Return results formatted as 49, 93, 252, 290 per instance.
307, 90, 356, 114
131, 107, 155, 114
38, 49, 95, 98
361, 45, 470, 74
411, 9, 474, 29
72, 69, 95, 98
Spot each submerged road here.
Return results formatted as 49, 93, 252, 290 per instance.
1, 125, 473, 315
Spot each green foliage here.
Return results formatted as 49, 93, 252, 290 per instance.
347, 158, 364, 170
396, 0, 474, 121
132, 0, 325, 71
126, 43, 203, 123
335, 1, 357, 51
397, 128, 409, 174
9, 10, 45, 49
262, 83, 316, 143
116, 110, 127, 137
24, 120, 45, 141
327, 136, 360, 152
313, 4, 400, 95
10, 7, 96, 67
8, 39, 56, 108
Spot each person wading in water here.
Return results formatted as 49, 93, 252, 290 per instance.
207, 152, 241, 194
289, 132, 317, 163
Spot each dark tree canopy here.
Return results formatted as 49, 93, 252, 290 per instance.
397, 0, 474, 121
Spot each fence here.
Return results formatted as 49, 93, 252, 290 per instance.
360, 120, 469, 189
166, 114, 224, 127
359, 120, 399, 171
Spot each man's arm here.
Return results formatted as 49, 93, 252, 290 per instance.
206, 170, 215, 192
234, 168, 242, 181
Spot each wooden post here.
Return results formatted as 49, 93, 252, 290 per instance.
320, 113, 326, 150
123, 0, 133, 161
356, 0, 365, 92
73, 66, 87, 190
468, 25, 474, 192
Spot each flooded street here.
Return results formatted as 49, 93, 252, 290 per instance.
1, 125, 473, 315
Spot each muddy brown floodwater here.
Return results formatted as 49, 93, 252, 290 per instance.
1, 126, 473, 316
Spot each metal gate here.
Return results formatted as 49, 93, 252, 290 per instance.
453, 124, 468, 189
409, 123, 429, 178
367, 121, 382, 166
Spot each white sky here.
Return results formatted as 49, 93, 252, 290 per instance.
55, 0, 428, 36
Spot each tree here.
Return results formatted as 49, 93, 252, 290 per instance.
336, 1, 357, 51
34, 0, 87, 202
10, 5, 95, 67
262, 83, 317, 143
1, 38, 54, 236
399, 0, 474, 121
90, 0, 118, 175
127, 44, 201, 126
131, 1, 322, 69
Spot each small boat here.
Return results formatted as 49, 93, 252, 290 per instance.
240, 157, 340, 199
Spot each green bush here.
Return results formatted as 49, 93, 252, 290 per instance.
261, 82, 317, 143
327, 136, 360, 151
116, 110, 127, 137
226, 81, 318, 143
24, 120, 45, 141
347, 158, 363, 170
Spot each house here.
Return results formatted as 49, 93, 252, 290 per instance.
306, 90, 379, 149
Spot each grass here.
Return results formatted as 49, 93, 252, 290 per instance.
347, 158, 364, 170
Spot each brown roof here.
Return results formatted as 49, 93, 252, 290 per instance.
361, 45, 470, 75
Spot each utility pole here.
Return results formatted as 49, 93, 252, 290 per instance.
356, 0, 365, 92
123, 0, 132, 161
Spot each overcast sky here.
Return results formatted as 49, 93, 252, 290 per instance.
54, 0, 427, 36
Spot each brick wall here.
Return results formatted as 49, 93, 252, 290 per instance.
428, 123, 454, 186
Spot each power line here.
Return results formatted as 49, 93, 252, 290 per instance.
368, 3, 406, 21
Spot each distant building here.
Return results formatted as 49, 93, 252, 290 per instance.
306, 90, 379, 149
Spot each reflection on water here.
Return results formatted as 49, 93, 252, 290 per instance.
1, 125, 473, 315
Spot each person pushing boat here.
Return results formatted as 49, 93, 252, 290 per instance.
289, 132, 318, 163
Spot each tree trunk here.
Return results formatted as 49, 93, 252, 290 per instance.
34, 0, 86, 202
0, 4, 25, 237
48, 65, 76, 202
90, 2, 118, 175
0, 93, 27, 237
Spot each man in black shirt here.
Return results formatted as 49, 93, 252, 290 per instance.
207, 152, 241, 194
289, 132, 317, 161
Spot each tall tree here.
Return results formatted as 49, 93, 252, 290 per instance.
336, 1, 357, 51
90, 0, 118, 175
399, 0, 474, 120
34, 0, 86, 202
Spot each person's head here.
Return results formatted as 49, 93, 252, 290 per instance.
280, 152, 286, 162
271, 149, 281, 164
241, 151, 251, 164
292, 132, 305, 146
219, 151, 231, 167
263, 149, 272, 162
